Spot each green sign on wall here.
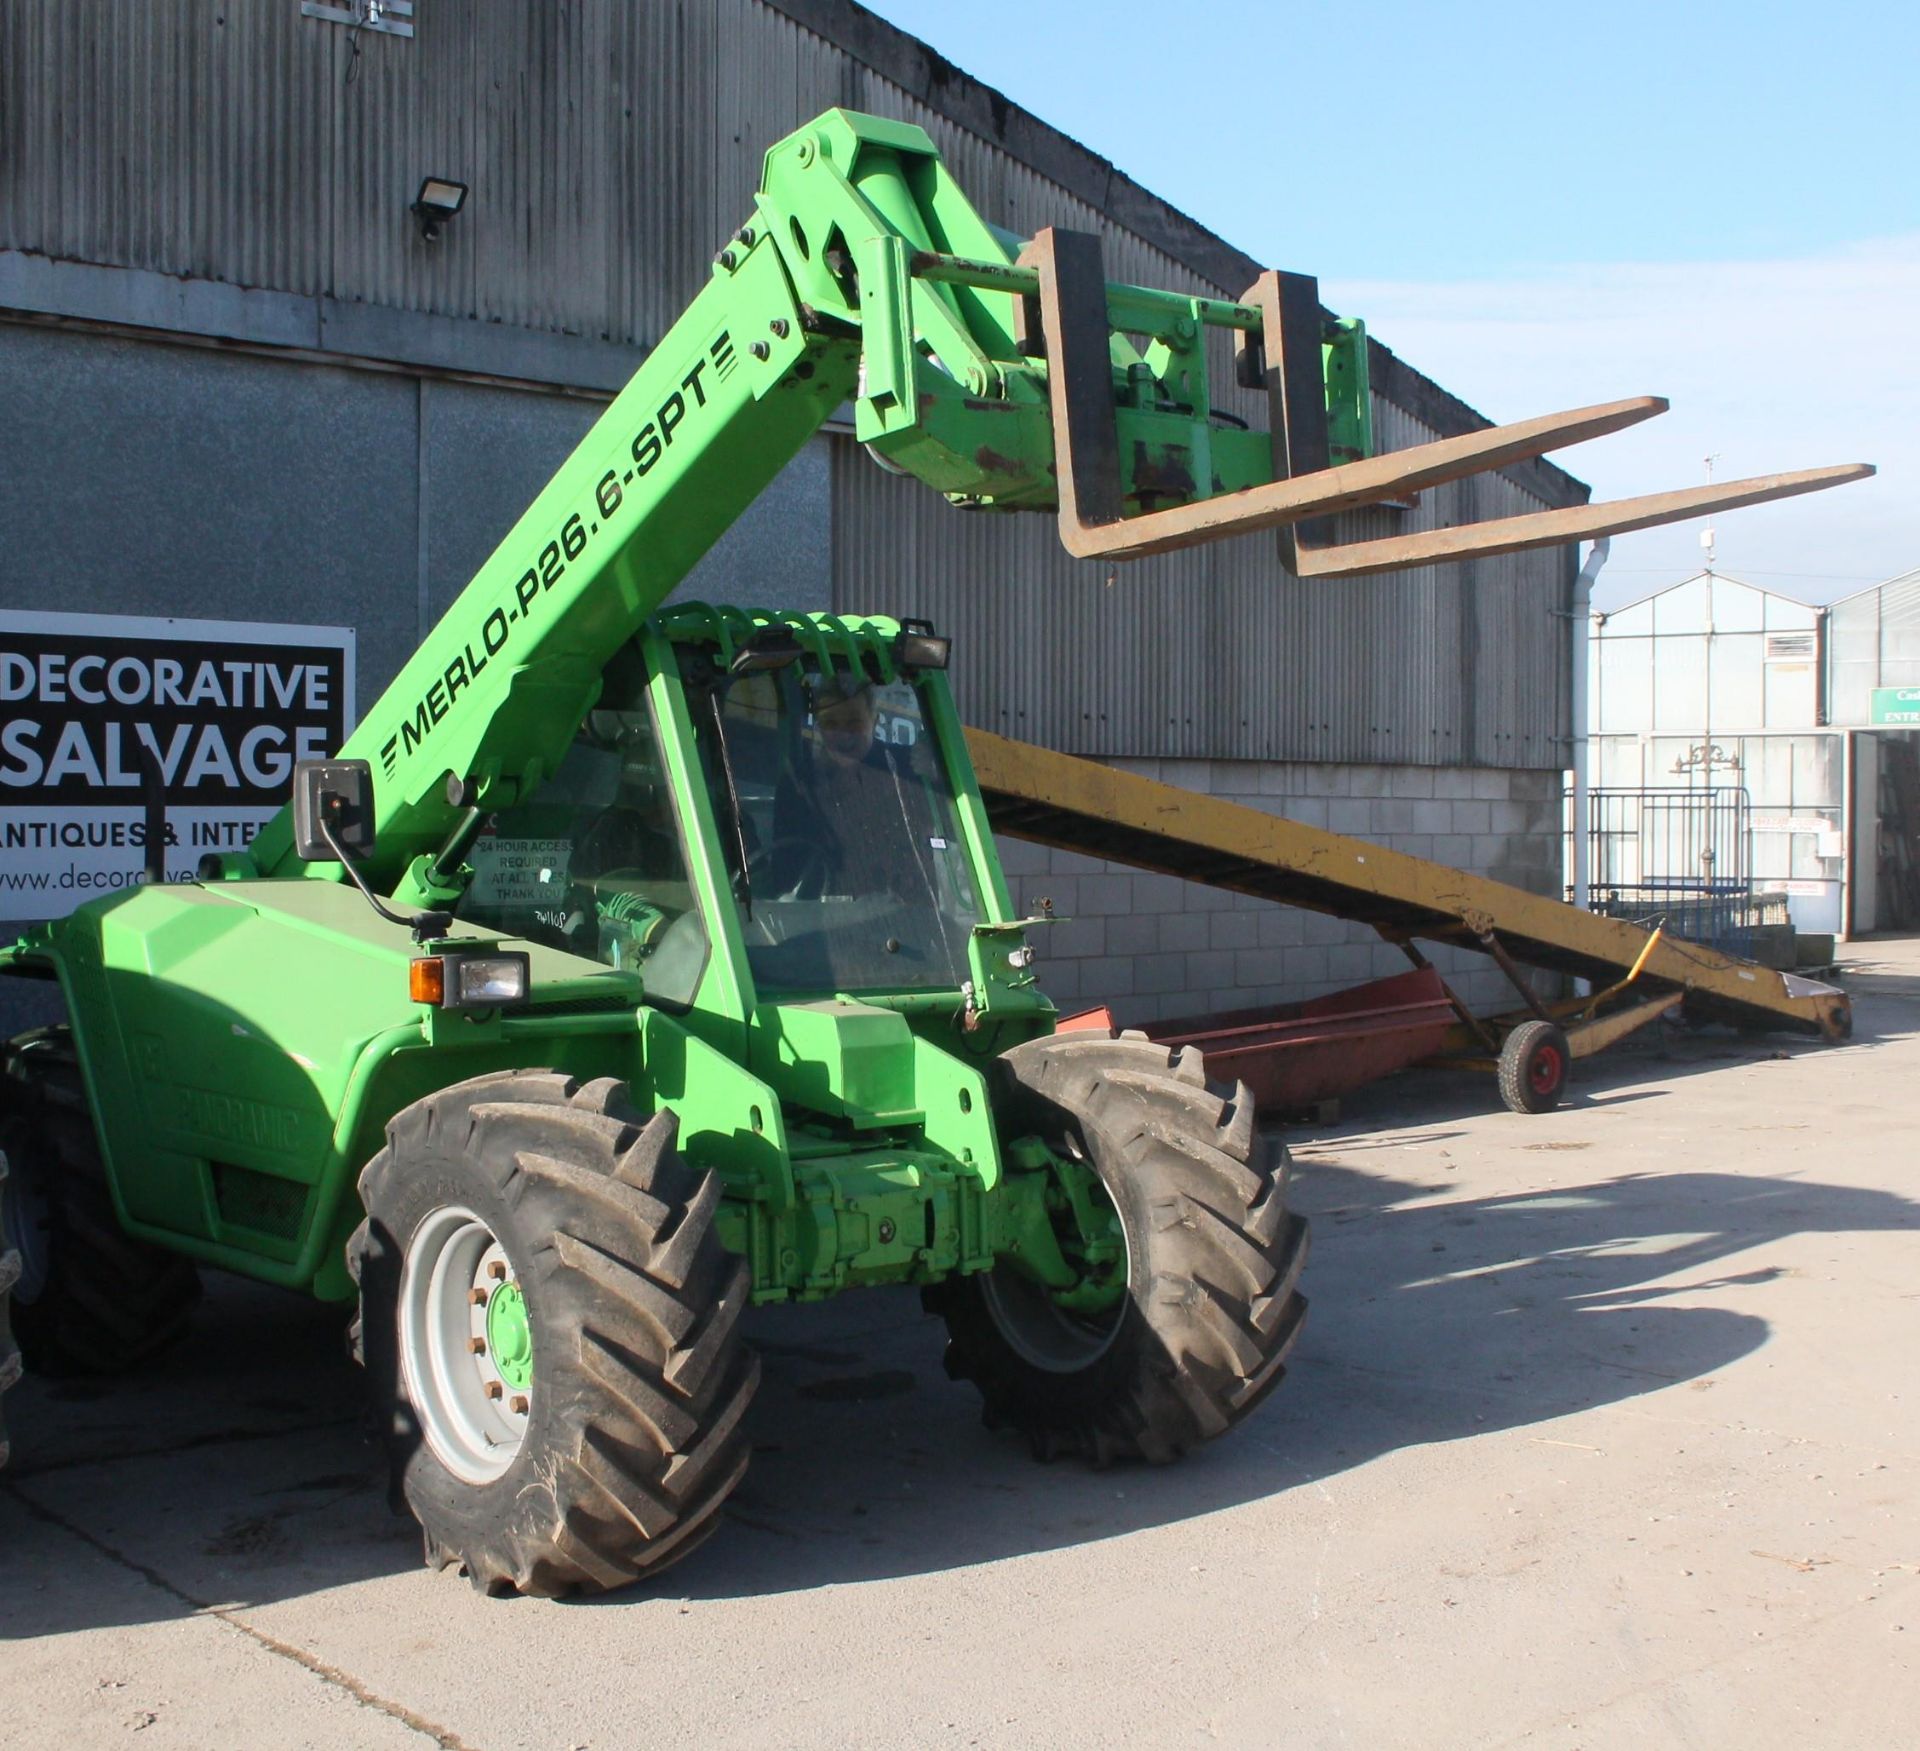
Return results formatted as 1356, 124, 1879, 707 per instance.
1870, 686, 1920, 725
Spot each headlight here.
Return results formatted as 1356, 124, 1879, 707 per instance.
410, 951, 530, 1009
893, 619, 950, 671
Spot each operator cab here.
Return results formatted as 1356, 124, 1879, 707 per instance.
457, 617, 983, 1007
458, 643, 712, 1004
681, 637, 982, 995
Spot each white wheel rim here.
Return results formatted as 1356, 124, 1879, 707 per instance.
399, 1206, 531, 1485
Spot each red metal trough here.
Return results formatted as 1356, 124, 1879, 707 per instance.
1059, 965, 1456, 1112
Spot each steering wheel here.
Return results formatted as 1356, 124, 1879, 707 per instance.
748, 836, 834, 901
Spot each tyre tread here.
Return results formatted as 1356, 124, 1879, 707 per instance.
1498, 1019, 1571, 1115
937, 1033, 1309, 1465
0, 1154, 17, 1471
2, 1026, 200, 1377
350, 1071, 756, 1598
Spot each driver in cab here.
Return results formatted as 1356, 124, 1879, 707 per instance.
772, 670, 939, 902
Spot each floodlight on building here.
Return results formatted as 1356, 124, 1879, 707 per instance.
411, 177, 467, 242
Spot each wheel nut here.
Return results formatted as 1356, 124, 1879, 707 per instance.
488, 1261, 507, 1280
469, 1337, 487, 1355
510, 1395, 529, 1415
484, 1381, 503, 1401
468, 1287, 487, 1306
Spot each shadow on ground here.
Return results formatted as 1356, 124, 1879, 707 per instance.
666, 1152, 1916, 1603
8, 1126, 1914, 1631
7, 948, 1913, 1627
1829, 948, 1920, 1030
1315, 949, 1911, 1130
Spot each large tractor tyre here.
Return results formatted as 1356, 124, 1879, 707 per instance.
0, 1153, 20, 1470
934, 1033, 1309, 1465
348, 1070, 759, 1598
1, 1027, 201, 1375
1497, 1020, 1570, 1115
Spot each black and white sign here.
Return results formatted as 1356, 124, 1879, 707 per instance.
0, 611, 355, 920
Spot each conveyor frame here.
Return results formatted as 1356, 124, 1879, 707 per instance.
966, 729, 1851, 1063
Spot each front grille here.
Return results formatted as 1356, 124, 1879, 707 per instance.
498, 995, 641, 1018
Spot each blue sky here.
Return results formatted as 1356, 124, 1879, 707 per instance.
864, 0, 1918, 606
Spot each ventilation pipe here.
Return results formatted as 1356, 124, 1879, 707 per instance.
1570, 537, 1610, 911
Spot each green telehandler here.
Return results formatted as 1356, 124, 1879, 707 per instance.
0, 111, 1867, 1590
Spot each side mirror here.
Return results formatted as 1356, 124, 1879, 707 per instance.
293, 759, 377, 863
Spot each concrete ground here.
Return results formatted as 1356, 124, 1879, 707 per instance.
3, 944, 1917, 1751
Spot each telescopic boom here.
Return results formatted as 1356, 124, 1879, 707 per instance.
241, 108, 1869, 896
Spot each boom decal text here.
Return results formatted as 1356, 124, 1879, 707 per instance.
378, 330, 735, 776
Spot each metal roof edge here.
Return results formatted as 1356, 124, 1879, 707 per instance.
0, 250, 648, 396
1827, 563, 1920, 608
1600, 569, 1824, 616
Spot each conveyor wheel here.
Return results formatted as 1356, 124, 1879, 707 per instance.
1498, 1020, 1571, 1114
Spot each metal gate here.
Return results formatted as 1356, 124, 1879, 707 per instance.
1581, 786, 1758, 952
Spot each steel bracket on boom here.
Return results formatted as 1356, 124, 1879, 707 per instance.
1019, 226, 1872, 573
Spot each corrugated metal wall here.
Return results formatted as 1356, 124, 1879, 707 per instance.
1, 0, 1574, 769
833, 403, 1568, 769
0, 0, 1229, 347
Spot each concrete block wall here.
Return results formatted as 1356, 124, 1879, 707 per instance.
995, 759, 1566, 1025
0, 756, 1566, 1047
